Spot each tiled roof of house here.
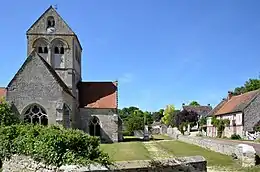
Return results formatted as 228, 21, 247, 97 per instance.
0, 87, 6, 98
213, 90, 259, 116
183, 105, 212, 118
207, 99, 227, 117
78, 81, 118, 109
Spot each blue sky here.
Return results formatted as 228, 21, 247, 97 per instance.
1, 0, 260, 111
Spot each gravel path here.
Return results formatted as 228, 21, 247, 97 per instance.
143, 141, 174, 160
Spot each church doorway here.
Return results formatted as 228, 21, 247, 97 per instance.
89, 116, 101, 137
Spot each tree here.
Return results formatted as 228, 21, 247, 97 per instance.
0, 99, 20, 126
189, 101, 200, 106
161, 105, 175, 126
121, 106, 153, 134
211, 116, 230, 138
174, 109, 198, 133
152, 109, 164, 122
169, 110, 180, 127
233, 78, 260, 95
199, 116, 207, 126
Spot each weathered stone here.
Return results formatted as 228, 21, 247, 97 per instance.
2, 155, 207, 172
5, 6, 122, 143
167, 130, 257, 167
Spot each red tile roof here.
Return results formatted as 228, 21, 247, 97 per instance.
214, 90, 259, 115
0, 87, 6, 98
78, 81, 118, 109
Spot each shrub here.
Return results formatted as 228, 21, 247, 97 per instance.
0, 124, 111, 167
0, 99, 20, 126
230, 134, 241, 140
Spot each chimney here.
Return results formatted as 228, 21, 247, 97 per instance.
228, 91, 233, 100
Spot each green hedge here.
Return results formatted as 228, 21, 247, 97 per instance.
0, 124, 111, 167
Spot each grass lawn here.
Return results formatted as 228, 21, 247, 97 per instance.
100, 136, 260, 171
156, 140, 236, 167
100, 142, 150, 161
151, 134, 173, 140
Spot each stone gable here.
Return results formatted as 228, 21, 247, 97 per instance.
7, 52, 69, 124
27, 6, 74, 35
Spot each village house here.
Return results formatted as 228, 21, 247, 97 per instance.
0, 6, 123, 143
206, 90, 260, 140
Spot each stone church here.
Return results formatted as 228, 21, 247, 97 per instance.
0, 6, 122, 143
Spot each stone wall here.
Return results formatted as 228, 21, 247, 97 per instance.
79, 108, 121, 143
167, 127, 256, 167
2, 155, 207, 172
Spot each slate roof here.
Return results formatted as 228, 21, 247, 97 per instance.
7, 51, 74, 98
209, 90, 260, 116
183, 105, 212, 118
78, 81, 118, 109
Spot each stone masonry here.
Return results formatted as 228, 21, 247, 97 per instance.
4, 6, 121, 143
167, 127, 256, 167
2, 155, 207, 172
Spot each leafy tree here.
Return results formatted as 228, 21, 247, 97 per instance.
0, 99, 20, 126
152, 109, 164, 122
161, 105, 175, 126
174, 109, 198, 131
120, 107, 153, 134
189, 101, 200, 106
199, 117, 207, 126
211, 116, 230, 138
125, 111, 144, 134
233, 78, 260, 95
169, 110, 180, 127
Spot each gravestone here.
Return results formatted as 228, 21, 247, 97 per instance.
143, 125, 149, 141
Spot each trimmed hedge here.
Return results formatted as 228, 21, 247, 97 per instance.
0, 124, 111, 167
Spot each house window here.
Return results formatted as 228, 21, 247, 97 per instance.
23, 105, 48, 125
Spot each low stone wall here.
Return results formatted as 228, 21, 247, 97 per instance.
167, 128, 256, 167
2, 155, 207, 172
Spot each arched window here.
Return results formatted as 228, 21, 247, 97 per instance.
89, 116, 101, 137
38, 47, 43, 53
54, 47, 59, 54
60, 47, 64, 54
47, 16, 55, 28
23, 105, 48, 126
44, 47, 48, 54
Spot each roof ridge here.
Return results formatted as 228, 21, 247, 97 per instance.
232, 89, 260, 98
36, 53, 74, 98
7, 51, 36, 88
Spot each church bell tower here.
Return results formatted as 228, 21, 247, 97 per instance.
26, 6, 82, 100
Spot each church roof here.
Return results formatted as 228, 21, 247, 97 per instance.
78, 81, 118, 109
7, 51, 74, 98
